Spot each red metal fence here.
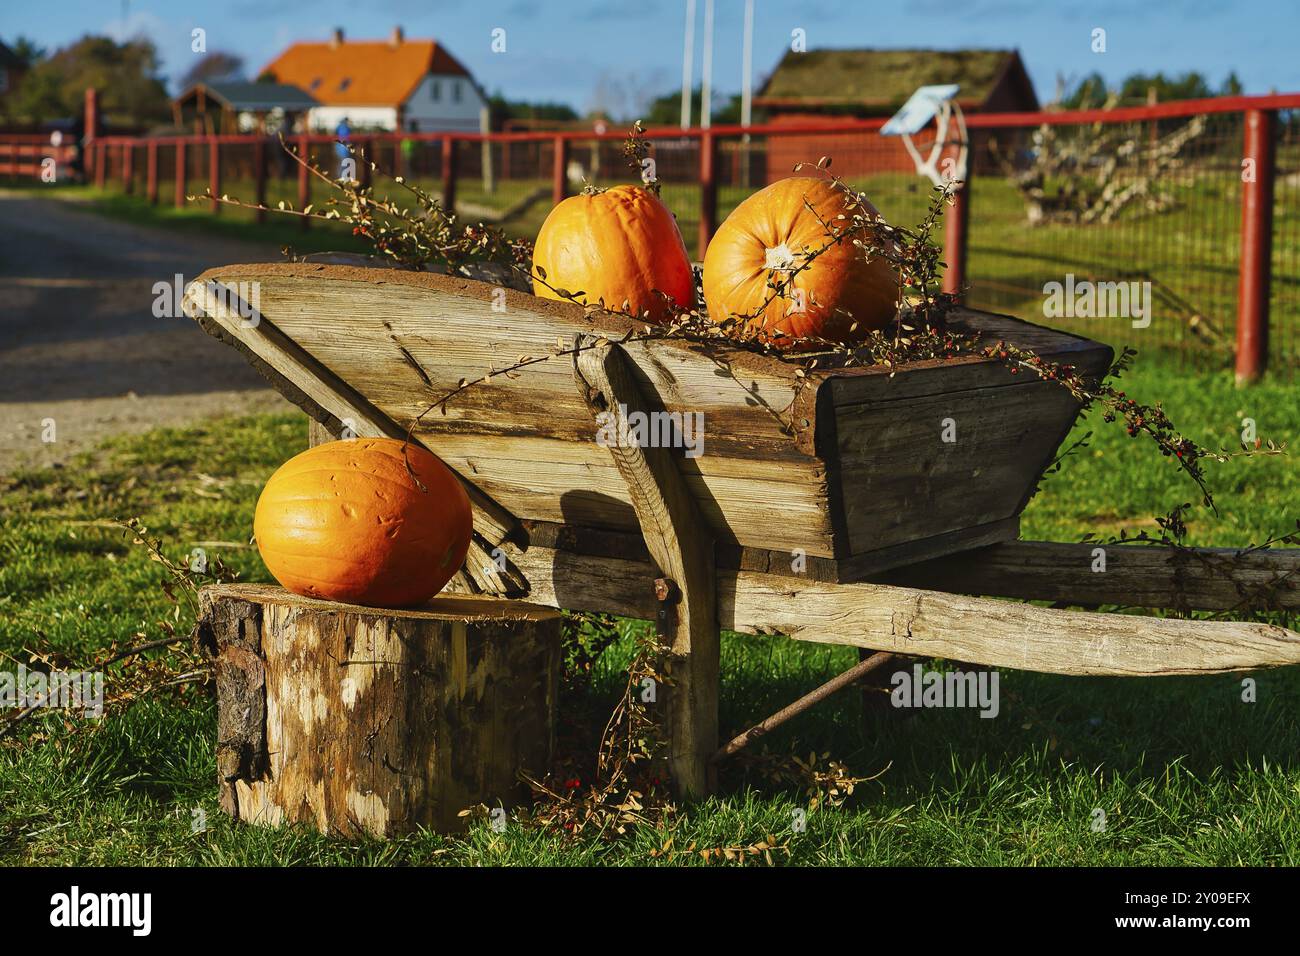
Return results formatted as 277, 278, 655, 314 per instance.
7, 93, 1299, 381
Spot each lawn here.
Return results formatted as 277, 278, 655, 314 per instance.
1, 354, 1298, 866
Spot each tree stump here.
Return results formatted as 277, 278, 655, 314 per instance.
196, 583, 562, 838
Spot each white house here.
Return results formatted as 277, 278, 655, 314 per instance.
260, 27, 487, 133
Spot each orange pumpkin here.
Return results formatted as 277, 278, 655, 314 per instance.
253, 438, 472, 608
532, 184, 695, 321
702, 176, 900, 347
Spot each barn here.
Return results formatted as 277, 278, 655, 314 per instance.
755, 48, 1039, 179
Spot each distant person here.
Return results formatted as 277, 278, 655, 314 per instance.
401, 120, 418, 174
68, 115, 86, 183
335, 119, 352, 179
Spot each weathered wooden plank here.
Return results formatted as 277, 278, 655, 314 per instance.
576, 340, 719, 798
877, 540, 1300, 611
501, 540, 1300, 676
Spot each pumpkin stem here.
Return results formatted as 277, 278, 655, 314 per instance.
763, 243, 800, 272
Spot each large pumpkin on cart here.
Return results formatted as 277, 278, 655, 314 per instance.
532, 184, 695, 321
703, 176, 900, 346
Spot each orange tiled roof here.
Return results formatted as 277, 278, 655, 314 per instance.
261, 38, 471, 107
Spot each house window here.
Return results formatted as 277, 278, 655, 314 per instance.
452, 80, 461, 103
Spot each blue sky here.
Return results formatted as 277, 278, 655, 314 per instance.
8, 0, 1300, 113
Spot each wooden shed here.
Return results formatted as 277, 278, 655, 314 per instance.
756, 48, 1039, 179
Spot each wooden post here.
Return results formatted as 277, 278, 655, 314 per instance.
145, 140, 158, 204
174, 140, 187, 207
552, 134, 569, 206
297, 135, 310, 230
94, 142, 107, 189
1235, 108, 1276, 384
121, 143, 133, 193
699, 130, 718, 260
575, 340, 719, 798
942, 173, 971, 301
253, 137, 266, 224
208, 138, 220, 214
441, 135, 458, 213
197, 583, 562, 838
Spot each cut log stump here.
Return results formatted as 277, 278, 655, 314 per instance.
196, 583, 562, 838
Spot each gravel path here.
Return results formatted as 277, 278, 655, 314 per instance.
0, 189, 288, 473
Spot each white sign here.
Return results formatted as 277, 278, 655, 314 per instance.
881, 84, 961, 136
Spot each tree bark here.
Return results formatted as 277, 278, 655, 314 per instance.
198, 584, 562, 837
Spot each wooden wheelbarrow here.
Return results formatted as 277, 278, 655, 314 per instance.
183, 263, 1300, 802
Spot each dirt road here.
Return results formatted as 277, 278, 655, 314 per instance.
0, 190, 287, 473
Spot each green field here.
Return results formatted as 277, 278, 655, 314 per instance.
2, 353, 1297, 866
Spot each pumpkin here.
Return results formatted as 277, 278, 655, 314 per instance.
253, 438, 472, 608
702, 176, 900, 347
532, 184, 695, 321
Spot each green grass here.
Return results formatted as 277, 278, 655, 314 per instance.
2, 355, 1298, 866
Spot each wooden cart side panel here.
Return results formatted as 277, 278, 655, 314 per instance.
833, 376, 1087, 554
196, 268, 840, 557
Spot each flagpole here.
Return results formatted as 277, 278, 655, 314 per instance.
680, 0, 696, 129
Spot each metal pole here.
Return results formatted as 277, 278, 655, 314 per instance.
680, 0, 696, 129
698, 130, 717, 259
741, 0, 754, 128
552, 135, 570, 206
713, 652, 897, 762
1235, 108, 1276, 384
942, 176, 971, 301
700, 0, 715, 129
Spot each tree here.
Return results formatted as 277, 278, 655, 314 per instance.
1060, 70, 1246, 109
12, 34, 170, 127
486, 91, 577, 129
642, 87, 744, 127
177, 51, 245, 90
5, 36, 46, 66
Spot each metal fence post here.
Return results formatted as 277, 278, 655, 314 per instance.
173, 140, 186, 207
253, 137, 267, 224
1235, 108, 1276, 384
942, 171, 971, 302
209, 138, 221, 214
146, 140, 158, 204
698, 130, 717, 260
552, 134, 570, 206
441, 135, 458, 213
121, 143, 133, 194
297, 135, 310, 231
